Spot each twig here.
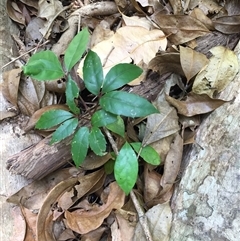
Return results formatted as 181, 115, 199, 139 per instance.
103, 127, 153, 241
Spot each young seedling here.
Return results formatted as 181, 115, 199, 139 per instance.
22, 28, 161, 194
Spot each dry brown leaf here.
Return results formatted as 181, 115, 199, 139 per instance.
133, 203, 172, 241
151, 13, 209, 45
81, 152, 112, 170
213, 15, 240, 34
121, 13, 154, 30
188, 0, 222, 14
90, 20, 114, 48
78, 26, 167, 77
1, 68, 22, 107
7, 167, 80, 209
81, 227, 107, 241
143, 88, 180, 146
165, 92, 227, 116
148, 53, 185, 76
180, 46, 209, 82
192, 46, 238, 97
143, 167, 162, 204
65, 182, 125, 234
111, 211, 136, 241
38, 0, 63, 20
6, 0, 26, 25
18, 77, 57, 116
190, 7, 214, 30
160, 133, 183, 194
58, 169, 106, 210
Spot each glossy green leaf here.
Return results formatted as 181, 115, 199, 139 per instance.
71, 127, 89, 167
100, 91, 159, 118
64, 28, 90, 71
36, 109, 74, 129
83, 50, 103, 95
50, 118, 78, 144
89, 127, 106, 156
91, 109, 118, 127
106, 116, 125, 137
66, 76, 80, 114
114, 142, 138, 194
102, 64, 143, 93
130, 142, 161, 165
22, 50, 64, 80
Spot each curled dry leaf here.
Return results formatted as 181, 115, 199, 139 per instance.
148, 52, 185, 76
144, 167, 162, 204
165, 92, 227, 117
6, 0, 27, 25
150, 13, 209, 45
179, 46, 209, 82
65, 182, 125, 234
2, 68, 22, 107
133, 203, 172, 241
213, 15, 240, 34
58, 169, 106, 210
192, 46, 238, 97
160, 133, 183, 194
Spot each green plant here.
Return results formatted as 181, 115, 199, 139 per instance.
22, 28, 161, 194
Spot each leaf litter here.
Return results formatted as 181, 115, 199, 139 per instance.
3, 0, 240, 240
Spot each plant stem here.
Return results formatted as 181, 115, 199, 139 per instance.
103, 127, 153, 241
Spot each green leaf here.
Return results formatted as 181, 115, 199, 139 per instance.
102, 64, 143, 93
91, 109, 118, 127
114, 142, 138, 194
66, 76, 80, 114
89, 127, 106, 156
100, 91, 159, 118
22, 50, 64, 80
50, 118, 78, 144
104, 159, 115, 174
71, 127, 89, 167
36, 109, 74, 129
83, 50, 103, 95
64, 28, 90, 71
130, 142, 161, 165
106, 116, 125, 137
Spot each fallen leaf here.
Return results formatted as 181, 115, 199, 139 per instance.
65, 182, 125, 234
143, 88, 180, 146
190, 7, 214, 30
111, 211, 136, 241
165, 92, 227, 116
133, 203, 172, 241
179, 46, 209, 82
160, 133, 183, 194
144, 167, 162, 204
192, 46, 238, 97
151, 13, 209, 45
78, 26, 167, 77
148, 52, 185, 76
213, 15, 240, 34
81, 227, 107, 241
1, 68, 22, 107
